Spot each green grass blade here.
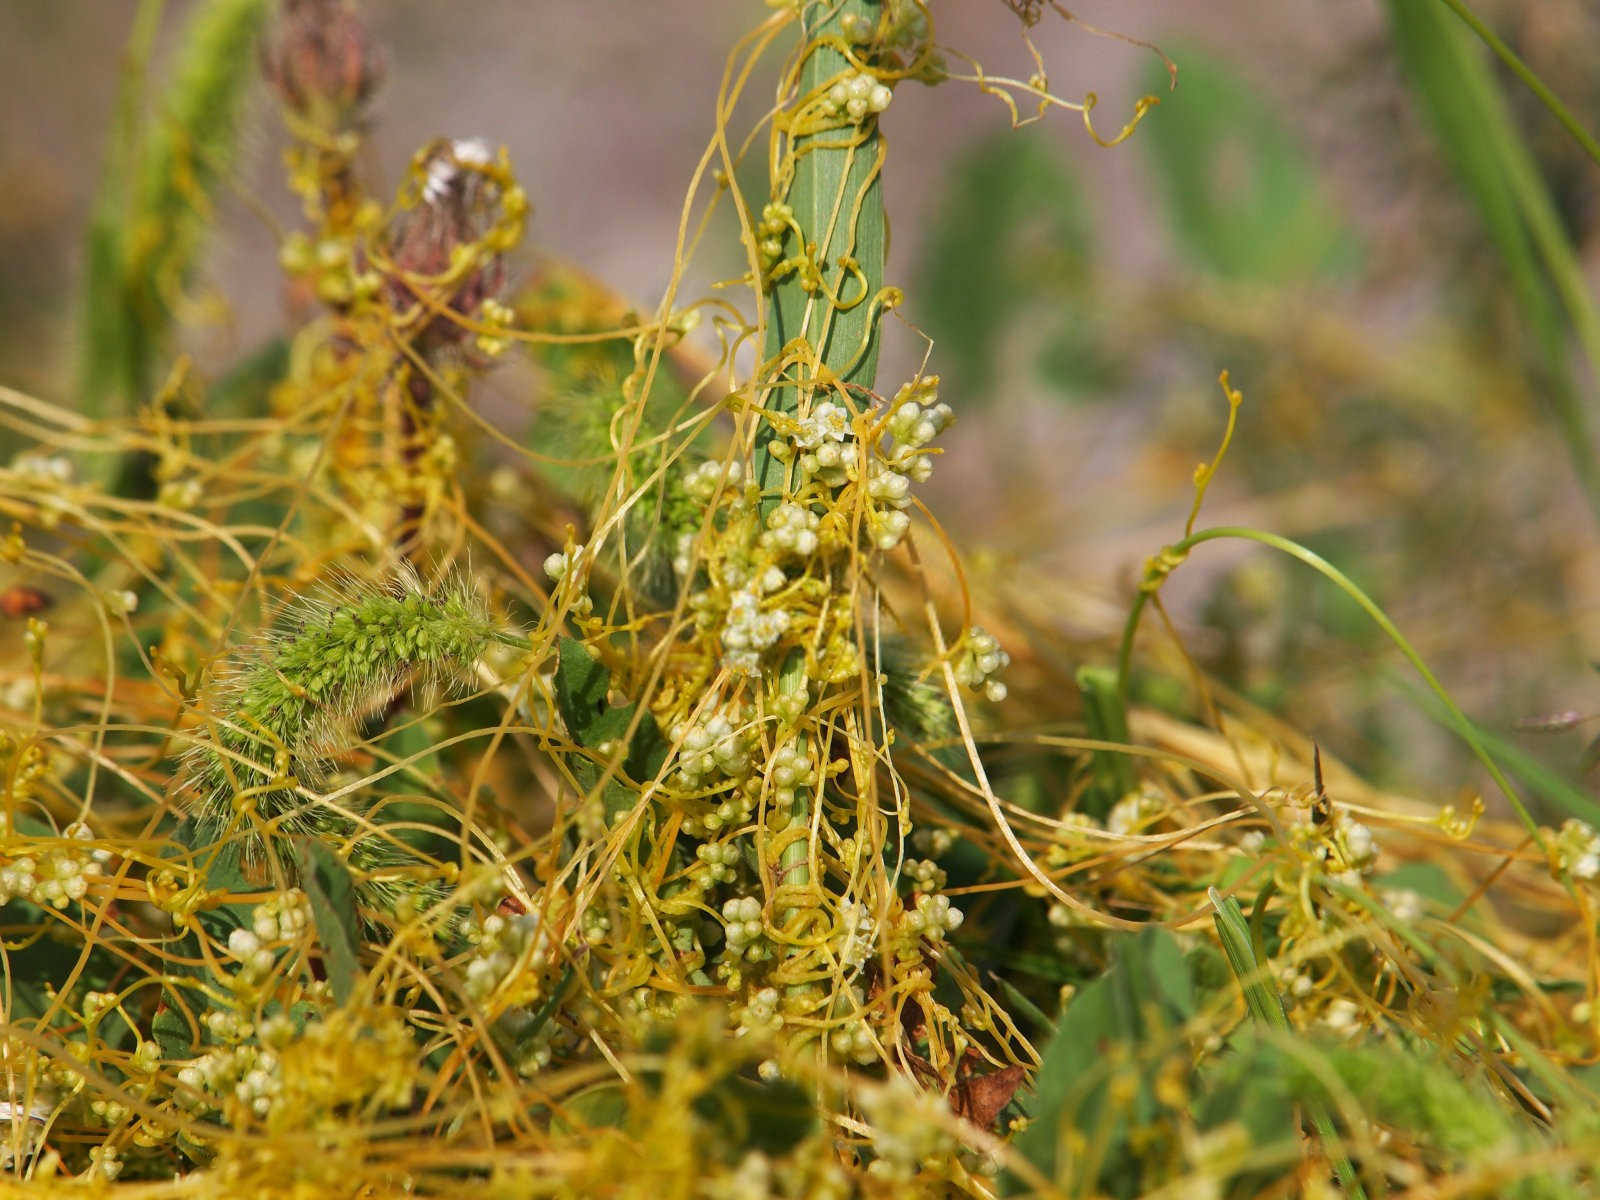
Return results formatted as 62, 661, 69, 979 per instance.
80, 0, 269, 418
1435, 0, 1600, 171
1387, 0, 1600, 521
1210, 889, 1367, 1198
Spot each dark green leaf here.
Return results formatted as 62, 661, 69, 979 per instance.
295, 838, 362, 1005
555, 637, 611, 746
1008, 926, 1194, 1195
696, 1073, 817, 1159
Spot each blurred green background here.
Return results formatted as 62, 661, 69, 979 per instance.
2, 0, 1597, 814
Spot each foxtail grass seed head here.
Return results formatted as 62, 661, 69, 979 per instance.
181, 571, 496, 854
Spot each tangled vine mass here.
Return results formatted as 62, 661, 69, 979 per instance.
1, 1, 1598, 1197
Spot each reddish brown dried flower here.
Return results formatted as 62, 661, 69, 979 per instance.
381, 138, 512, 351
261, 0, 384, 128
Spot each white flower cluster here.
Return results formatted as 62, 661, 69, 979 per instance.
828, 1013, 878, 1064
904, 892, 963, 943
696, 841, 741, 884
10, 453, 73, 485
769, 737, 817, 809
721, 895, 766, 957
761, 501, 822, 559
685, 458, 746, 502
823, 71, 892, 123
721, 579, 791, 674
178, 1041, 281, 1118
226, 928, 281, 986
672, 705, 756, 799
736, 986, 783, 1037
1293, 806, 1379, 885
1555, 818, 1600, 880
766, 401, 853, 489
838, 899, 879, 970
953, 625, 1009, 703
859, 1073, 957, 1183
0, 823, 108, 908
461, 910, 552, 1002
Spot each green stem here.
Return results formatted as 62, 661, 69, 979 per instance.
1115, 526, 1544, 848
754, 0, 886, 508
776, 648, 813, 907
1435, 0, 1600, 171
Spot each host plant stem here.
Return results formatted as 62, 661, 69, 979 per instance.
758, 0, 885, 911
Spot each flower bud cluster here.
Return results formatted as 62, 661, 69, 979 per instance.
251, 889, 313, 944
904, 892, 964, 943
1106, 791, 1165, 837
544, 543, 594, 617
911, 826, 957, 856
768, 737, 817, 810
822, 71, 893, 124
721, 580, 792, 675
736, 986, 783, 1037
0, 822, 107, 908
952, 625, 1010, 703
721, 895, 767, 958
696, 841, 742, 884
461, 910, 552, 1003
685, 459, 746, 503
671, 706, 755, 794
903, 858, 946, 894
859, 1073, 958, 1183
828, 1016, 878, 1064
1555, 818, 1600, 881
756, 202, 795, 273
10, 452, 73, 485
178, 1042, 282, 1119
761, 502, 822, 559
226, 927, 281, 985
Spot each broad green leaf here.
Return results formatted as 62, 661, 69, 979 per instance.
1008, 926, 1194, 1196
295, 837, 362, 1005
556, 637, 669, 823
153, 1001, 198, 1061
554, 637, 613, 747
